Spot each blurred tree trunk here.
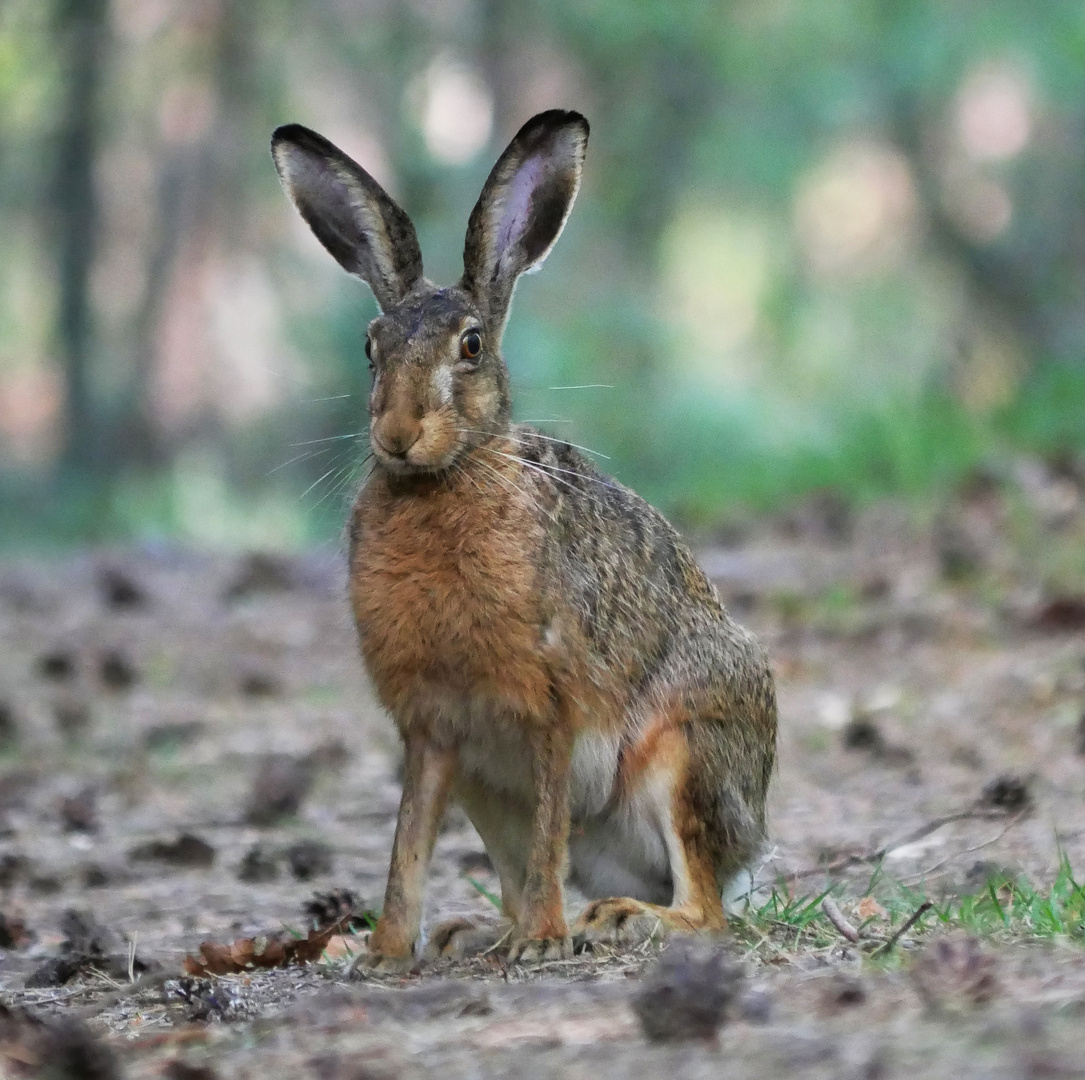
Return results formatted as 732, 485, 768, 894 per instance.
52, 0, 109, 474
124, 0, 256, 470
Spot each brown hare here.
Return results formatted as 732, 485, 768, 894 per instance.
272, 110, 777, 971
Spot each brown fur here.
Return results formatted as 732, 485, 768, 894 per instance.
271, 110, 778, 969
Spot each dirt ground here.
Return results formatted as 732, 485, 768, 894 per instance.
1, 473, 1085, 1078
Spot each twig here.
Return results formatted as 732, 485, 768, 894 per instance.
900, 811, 1027, 886
874, 901, 933, 956
127, 934, 138, 984
821, 897, 860, 943
784, 807, 1016, 884
72, 968, 179, 1020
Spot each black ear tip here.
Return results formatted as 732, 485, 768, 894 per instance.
519, 109, 590, 144
271, 123, 330, 158
272, 123, 301, 144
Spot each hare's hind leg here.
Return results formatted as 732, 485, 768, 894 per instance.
572, 722, 729, 946
573, 648, 775, 947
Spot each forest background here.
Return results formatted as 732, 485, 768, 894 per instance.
2, 0, 1084, 548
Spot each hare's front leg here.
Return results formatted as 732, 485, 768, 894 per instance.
353, 736, 457, 975
507, 727, 575, 962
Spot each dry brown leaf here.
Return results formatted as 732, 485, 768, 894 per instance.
854, 897, 887, 921
182, 918, 354, 976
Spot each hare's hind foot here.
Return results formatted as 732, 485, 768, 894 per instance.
507, 933, 574, 963
423, 916, 571, 964
573, 897, 726, 949
422, 916, 513, 961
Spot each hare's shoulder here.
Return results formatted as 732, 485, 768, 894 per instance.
509, 428, 723, 622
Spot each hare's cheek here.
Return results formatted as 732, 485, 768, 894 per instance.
461, 384, 501, 425
410, 413, 459, 466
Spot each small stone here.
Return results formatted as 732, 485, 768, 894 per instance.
822, 973, 866, 1012
0, 702, 19, 749
736, 985, 773, 1024
129, 833, 215, 869
143, 720, 205, 752
38, 651, 75, 681
165, 1062, 219, 1080
911, 935, 999, 1012
224, 552, 296, 600
53, 695, 92, 742
240, 671, 280, 697
0, 853, 28, 888
842, 719, 885, 753
100, 650, 138, 690
25, 956, 80, 988
303, 888, 373, 931
0, 911, 31, 949
97, 566, 147, 610
286, 839, 334, 881
631, 939, 743, 1043
60, 786, 99, 833
245, 754, 315, 825
237, 844, 280, 883
980, 774, 1032, 813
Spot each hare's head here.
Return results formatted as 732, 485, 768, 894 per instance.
272, 111, 588, 475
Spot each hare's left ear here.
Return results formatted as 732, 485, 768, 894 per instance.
462, 110, 588, 340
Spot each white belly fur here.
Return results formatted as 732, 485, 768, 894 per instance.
450, 707, 684, 905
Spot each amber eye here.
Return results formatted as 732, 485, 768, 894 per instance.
460, 330, 482, 361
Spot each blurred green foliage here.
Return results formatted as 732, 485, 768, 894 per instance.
2, 0, 1085, 548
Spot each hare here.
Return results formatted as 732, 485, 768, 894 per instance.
272, 110, 776, 971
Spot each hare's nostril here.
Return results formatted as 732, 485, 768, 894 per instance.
373, 425, 421, 458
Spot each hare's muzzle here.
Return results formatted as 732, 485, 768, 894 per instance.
371, 418, 421, 460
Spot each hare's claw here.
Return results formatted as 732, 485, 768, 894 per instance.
573, 898, 672, 948
507, 934, 573, 964
348, 950, 415, 979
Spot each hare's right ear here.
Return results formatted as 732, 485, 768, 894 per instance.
271, 124, 423, 311
462, 110, 588, 340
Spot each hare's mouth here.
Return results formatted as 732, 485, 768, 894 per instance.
370, 436, 458, 476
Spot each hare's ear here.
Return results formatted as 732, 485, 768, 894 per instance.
272, 124, 423, 311
462, 110, 588, 337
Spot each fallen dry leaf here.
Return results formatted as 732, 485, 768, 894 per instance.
182, 918, 354, 976
854, 897, 887, 921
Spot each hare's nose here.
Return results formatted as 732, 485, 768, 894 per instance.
374, 418, 421, 457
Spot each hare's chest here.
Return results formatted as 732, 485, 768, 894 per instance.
348, 485, 553, 720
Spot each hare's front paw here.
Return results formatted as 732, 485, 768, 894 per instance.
423, 917, 513, 961
573, 898, 671, 948
348, 949, 415, 979
507, 933, 573, 963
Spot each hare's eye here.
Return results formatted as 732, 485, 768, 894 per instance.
364, 336, 375, 372
460, 330, 482, 361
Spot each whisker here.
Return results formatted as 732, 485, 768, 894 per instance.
482, 446, 616, 490
290, 431, 368, 448
470, 455, 539, 510
455, 427, 609, 461
306, 393, 353, 402
298, 464, 345, 502
544, 384, 614, 391
312, 466, 360, 509
473, 446, 584, 505
267, 445, 336, 476
451, 460, 484, 499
